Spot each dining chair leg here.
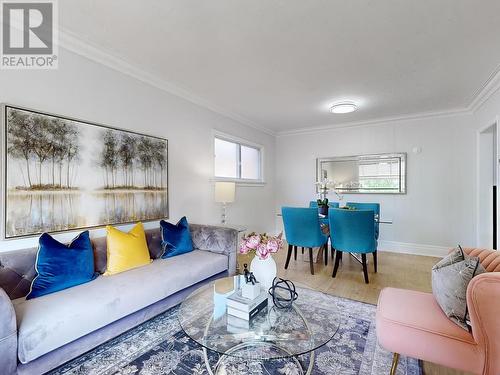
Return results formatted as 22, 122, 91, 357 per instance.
324, 244, 328, 266
332, 250, 342, 278
373, 251, 378, 273
308, 247, 314, 275
294, 246, 297, 261
285, 244, 293, 269
331, 246, 335, 260
361, 254, 369, 284
301, 247, 304, 254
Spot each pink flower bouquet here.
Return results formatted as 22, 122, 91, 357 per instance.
240, 232, 283, 260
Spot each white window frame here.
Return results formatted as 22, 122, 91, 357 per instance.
213, 130, 265, 185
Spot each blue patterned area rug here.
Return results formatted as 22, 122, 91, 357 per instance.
49, 294, 421, 375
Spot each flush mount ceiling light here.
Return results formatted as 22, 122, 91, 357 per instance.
329, 101, 358, 114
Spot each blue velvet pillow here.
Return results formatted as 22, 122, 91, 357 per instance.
27, 231, 97, 299
160, 217, 194, 258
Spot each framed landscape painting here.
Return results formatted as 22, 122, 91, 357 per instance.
2, 105, 168, 239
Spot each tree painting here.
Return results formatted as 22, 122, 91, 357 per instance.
97, 131, 167, 190
7, 109, 80, 189
4, 106, 168, 238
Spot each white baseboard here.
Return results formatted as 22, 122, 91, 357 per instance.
280, 229, 450, 258
378, 240, 449, 258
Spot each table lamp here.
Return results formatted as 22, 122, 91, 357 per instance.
215, 181, 235, 224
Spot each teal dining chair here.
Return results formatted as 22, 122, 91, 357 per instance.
282, 207, 329, 275
346, 202, 380, 239
329, 208, 377, 283
309, 201, 337, 264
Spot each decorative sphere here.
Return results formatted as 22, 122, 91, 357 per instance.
268, 277, 298, 308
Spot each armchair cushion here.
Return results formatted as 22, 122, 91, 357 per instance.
432, 247, 485, 329
376, 287, 483, 374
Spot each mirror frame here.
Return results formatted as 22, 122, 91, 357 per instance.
316, 152, 407, 195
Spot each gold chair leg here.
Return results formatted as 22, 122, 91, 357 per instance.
390, 353, 399, 375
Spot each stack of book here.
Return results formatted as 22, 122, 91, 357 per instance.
226, 288, 268, 321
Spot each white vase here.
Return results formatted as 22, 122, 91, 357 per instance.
250, 255, 277, 291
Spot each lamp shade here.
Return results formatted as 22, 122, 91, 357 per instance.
215, 182, 235, 203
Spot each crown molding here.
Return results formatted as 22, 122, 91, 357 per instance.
276, 107, 472, 137
58, 29, 276, 137
468, 64, 500, 113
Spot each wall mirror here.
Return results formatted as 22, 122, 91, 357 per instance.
316, 153, 407, 194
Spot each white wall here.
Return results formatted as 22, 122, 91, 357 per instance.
276, 114, 477, 256
0, 48, 276, 251
477, 126, 495, 248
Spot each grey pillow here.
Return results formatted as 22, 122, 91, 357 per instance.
432, 246, 486, 330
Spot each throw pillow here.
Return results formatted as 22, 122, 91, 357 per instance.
27, 231, 97, 299
432, 246, 486, 330
104, 222, 152, 275
160, 216, 194, 258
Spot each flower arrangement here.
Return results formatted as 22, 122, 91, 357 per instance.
315, 178, 344, 205
240, 232, 283, 260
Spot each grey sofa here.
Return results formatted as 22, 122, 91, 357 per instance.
0, 224, 238, 375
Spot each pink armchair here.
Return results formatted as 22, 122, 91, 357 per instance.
376, 248, 500, 375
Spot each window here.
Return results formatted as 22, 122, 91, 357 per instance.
358, 158, 402, 192
214, 134, 263, 182
317, 153, 406, 194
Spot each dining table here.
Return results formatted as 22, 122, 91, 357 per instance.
276, 212, 393, 225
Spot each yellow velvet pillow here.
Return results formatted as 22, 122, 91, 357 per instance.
104, 222, 152, 276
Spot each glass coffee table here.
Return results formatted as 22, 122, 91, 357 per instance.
179, 276, 340, 375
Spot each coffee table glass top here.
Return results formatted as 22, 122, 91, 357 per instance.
178, 276, 340, 360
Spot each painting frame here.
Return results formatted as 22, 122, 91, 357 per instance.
1, 104, 169, 239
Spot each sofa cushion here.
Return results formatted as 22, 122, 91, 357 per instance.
160, 217, 194, 258
91, 228, 163, 274
27, 231, 97, 300
104, 223, 152, 276
13, 250, 227, 364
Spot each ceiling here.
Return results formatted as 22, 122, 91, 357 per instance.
60, 0, 500, 134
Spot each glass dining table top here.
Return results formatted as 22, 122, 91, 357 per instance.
276, 212, 392, 224
178, 276, 340, 361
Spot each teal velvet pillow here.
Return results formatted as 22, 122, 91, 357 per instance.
160, 217, 194, 258
27, 231, 98, 299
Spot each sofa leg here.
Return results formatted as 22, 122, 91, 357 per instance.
390, 353, 399, 375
